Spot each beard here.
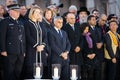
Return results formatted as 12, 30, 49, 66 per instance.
79, 16, 88, 24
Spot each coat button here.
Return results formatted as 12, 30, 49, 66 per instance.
8, 42, 11, 45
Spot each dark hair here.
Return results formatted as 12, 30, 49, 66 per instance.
108, 20, 118, 26
43, 8, 53, 17
92, 9, 98, 13
107, 14, 118, 21
87, 15, 95, 21
80, 23, 89, 33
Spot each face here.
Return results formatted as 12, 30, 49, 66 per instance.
20, 6, 27, 16
109, 22, 118, 32
93, 11, 99, 17
83, 26, 89, 34
88, 17, 96, 26
45, 10, 52, 20
99, 15, 107, 26
54, 19, 63, 29
69, 10, 77, 15
33, 9, 43, 22
79, 11, 88, 20
0, 5, 5, 15
10, 9, 20, 19
67, 13, 75, 24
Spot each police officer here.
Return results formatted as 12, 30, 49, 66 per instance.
0, 4, 26, 80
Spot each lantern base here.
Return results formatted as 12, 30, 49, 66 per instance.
52, 76, 60, 80
34, 75, 42, 79
70, 77, 78, 80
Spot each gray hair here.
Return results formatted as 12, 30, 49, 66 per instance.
99, 14, 107, 19
53, 16, 63, 23
69, 5, 77, 11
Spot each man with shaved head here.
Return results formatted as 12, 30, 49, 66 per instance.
62, 13, 83, 80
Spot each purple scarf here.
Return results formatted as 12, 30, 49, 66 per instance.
83, 32, 93, 48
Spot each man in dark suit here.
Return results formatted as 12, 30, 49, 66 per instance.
87, 15, 102, 80
0, 4, 26, 80
62, 13, 83, 79
48, 16, 71, 80
96, 14, 108, 80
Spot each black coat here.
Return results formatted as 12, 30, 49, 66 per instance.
105, 33, 119, 59
89, 26, 102, 54
82, 35, 98, 69
24, 19, 48, 66
86, 26, 102, 67
62, 23, 83, 65
96, 23, 108, 62
0, 17, 26, 54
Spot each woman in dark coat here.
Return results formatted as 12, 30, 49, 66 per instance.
41, 8, 54, 79
23, 6, 48, 79
42, 8, 54, 30
81, 23, 99, 80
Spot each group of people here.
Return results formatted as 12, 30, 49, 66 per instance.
0, 0, 120, 80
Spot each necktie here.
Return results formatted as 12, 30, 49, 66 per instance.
72, 26, 75, 31
92, 26, 95, 30
58, 30, 62, 38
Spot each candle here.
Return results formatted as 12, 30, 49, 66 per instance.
36, 66, 41, 78
54, 67, 58, 78
72, 68, 76, 79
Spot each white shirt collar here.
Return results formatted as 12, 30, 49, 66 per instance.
90, 25, 95, 30
69, 23, 74, 27
54, 26, 60, 33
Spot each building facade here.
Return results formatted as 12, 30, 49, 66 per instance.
0, 0, 120, 17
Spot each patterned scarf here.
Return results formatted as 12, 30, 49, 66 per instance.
83, 32, 93, 48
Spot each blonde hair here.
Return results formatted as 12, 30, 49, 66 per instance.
29, 6, 43, 20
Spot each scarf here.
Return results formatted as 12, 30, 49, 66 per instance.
83, 32, 93, 48
108, 31, 120, 47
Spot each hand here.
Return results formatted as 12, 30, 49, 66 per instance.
112, 58, 116, 63
87, 54, 93, 59
1, 51, 7, 56
36, 45, 45, 52
96, 43, 103, 49
64, 51, 69, 54
24, 53, 26, 57
87, 53, 95, 59
91, 53, 96, 59
74, 46, 81, 53
61, 52, 68, 60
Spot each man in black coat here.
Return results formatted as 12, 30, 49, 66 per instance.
0, 4, 26, 80
87, 15, 103, 80
62, 13, 83, 79
96, 14, 108, 80
48, 16, 71, 80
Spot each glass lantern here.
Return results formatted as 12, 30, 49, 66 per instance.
33, 63, 43, 79
52, 64, 61, 80
70, 65, 78, 80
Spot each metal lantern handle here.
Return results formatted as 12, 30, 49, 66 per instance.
36, 22, 43, 65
